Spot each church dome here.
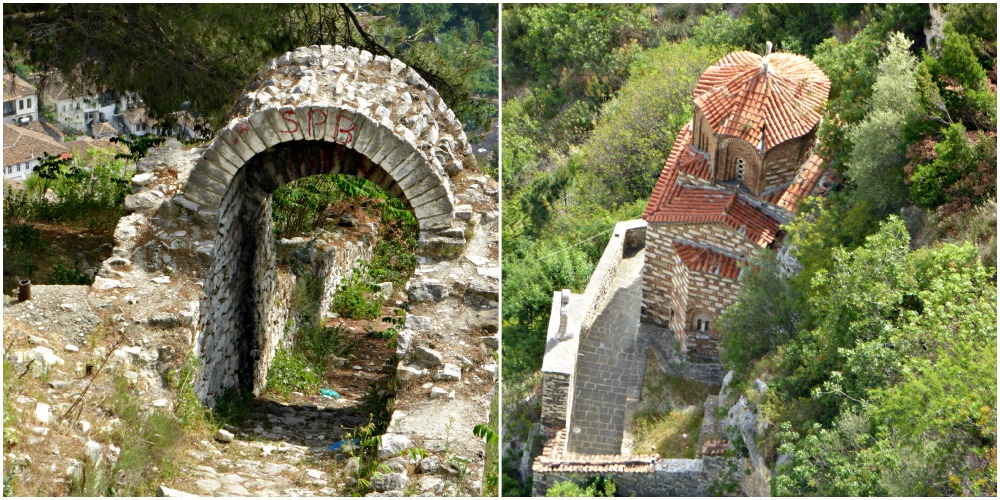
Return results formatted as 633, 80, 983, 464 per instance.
693, 46, 830, 151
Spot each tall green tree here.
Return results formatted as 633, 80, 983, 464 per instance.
845, 33, 920, 217
3, 4, 495, 130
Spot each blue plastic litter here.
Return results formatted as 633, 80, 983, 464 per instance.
328, 438, 360, 451
320, 388, 341, 399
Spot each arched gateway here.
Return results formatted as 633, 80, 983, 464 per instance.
184, 45, 477, 402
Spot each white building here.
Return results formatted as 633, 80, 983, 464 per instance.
3, 73, 39, 125
42, 72, 120, 137
2, 123, 69, 181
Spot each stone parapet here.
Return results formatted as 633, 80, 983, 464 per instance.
531, 429, 734, 497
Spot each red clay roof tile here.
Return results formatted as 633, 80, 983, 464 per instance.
643, 126, 781, 248
673, 242, 743, 280
694, 51, 830, 152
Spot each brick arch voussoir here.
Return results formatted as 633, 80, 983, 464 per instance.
186, 104, 456, 234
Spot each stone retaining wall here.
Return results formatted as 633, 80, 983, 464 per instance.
539, 220, 646, 437
531, 430, 732, 497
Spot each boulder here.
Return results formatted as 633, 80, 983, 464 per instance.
378, 433, 414, 459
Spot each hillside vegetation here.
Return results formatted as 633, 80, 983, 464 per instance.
501, 4, 996, 496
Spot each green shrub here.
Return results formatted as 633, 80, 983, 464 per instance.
330, 272, 381, 320
49, 262, 93, 285
545, 476, 616, 497
265, 348, 322, 395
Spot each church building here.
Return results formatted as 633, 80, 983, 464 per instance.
641, 43, 831, 362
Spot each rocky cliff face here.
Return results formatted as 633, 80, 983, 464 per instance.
719, 371, 772, 496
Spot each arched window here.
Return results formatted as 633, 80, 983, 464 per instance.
736, 158, 745, 180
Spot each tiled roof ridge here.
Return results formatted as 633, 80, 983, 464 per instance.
3, 73, 37, 101
643, 128, 782, 247
672, 241, 743, 280
533, 430, 660, 473
3, 123, 69, 166
693, 50, 830, 151
642, 122, 692, 220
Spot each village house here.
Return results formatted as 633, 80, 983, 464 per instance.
2, 123, 69, 181
3, 73, 39, 125
43, 72, 119, 137
640, 43, 831, 362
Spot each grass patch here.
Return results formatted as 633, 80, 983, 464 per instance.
628, 352, 719, 458
70, 375, 185, 496
630, 405, 704, 458
266, 347, 323, 395
641, 352, 720, 406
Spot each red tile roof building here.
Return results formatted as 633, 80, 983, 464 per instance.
641, 44, 832, 362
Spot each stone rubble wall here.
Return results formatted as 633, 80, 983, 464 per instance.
250, 218, 379, 393
177, 45, 481, 402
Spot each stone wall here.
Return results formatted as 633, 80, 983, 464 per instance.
579, 220, 646, 334
539, 221, 646, 440
250, 223, 379, 392
532, 429, 733, 497
642, 222, 755, 329
184, 44, 481, 402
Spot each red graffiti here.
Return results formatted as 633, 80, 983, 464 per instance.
276, 108, 354, 143
307, 109, 327, 139
235, 121, 250, 136
279, 109, 299, 134
334, 113, 356, 144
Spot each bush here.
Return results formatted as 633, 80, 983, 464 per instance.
49, 262, 93, 285
546, 476, 616, 497
265, 348, 322, 395
330, 271, 382, 320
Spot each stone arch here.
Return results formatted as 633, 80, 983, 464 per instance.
182, 45, 478, 403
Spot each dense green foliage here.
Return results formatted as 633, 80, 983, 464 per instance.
504, 3, 996, 496
4, 147, 133, 231
3, 4, 497, 131
545, 476, 616, 497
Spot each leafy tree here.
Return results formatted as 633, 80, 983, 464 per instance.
574, 41, 723, 207
773, 240, 997, 496
4, 4, 495, 130
717, 250, 809, 379
503, 4, 651, 98
812, 24, 885, 172
921, 24, 995, 130
943, 3, 998, 70
908, 122, 974, 209
845, 33, 920, 217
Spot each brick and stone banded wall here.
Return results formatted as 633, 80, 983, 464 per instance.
680, 267, 740, 363
642, 222, 755, 330
760, 129, 817, 193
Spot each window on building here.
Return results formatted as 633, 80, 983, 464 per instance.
704, 321, 710, 331
736, 158, 745, 180
26, 98, 31, 109
696, 319, 702, 331
18, 100, 24, 110
17, 164, 21, 172
62, 105, 66, 113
